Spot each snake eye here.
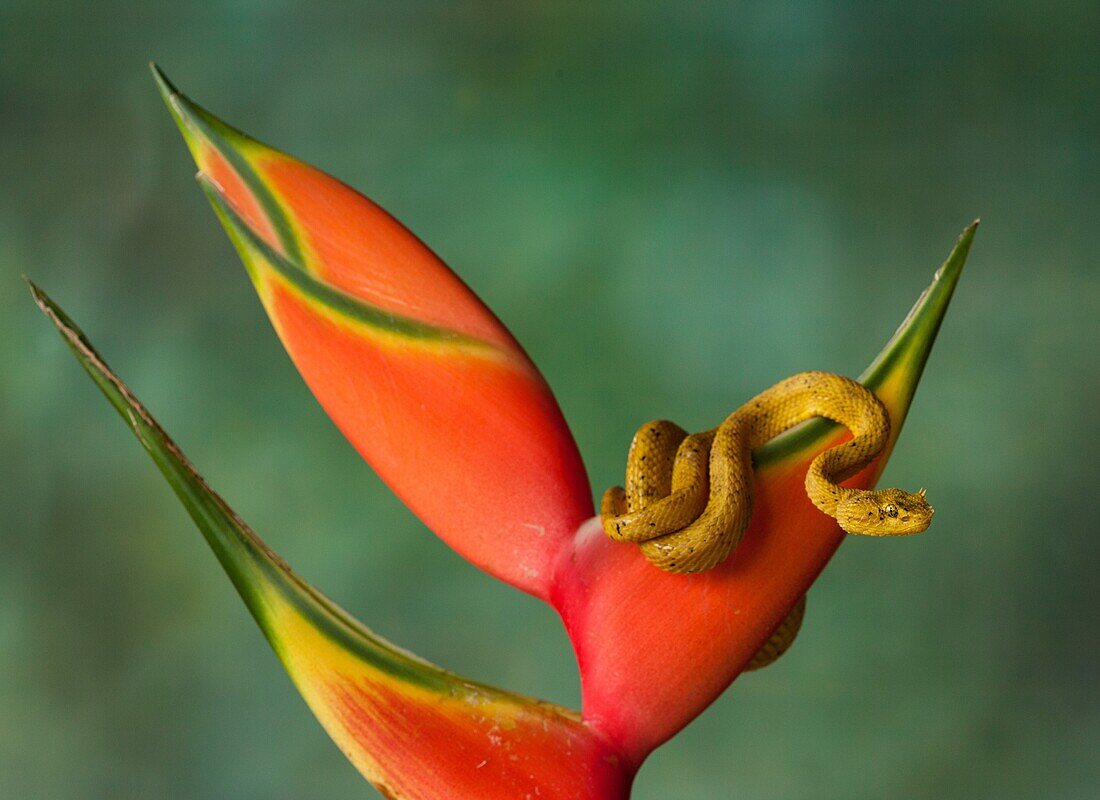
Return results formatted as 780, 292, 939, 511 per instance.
883, 503, 899, 518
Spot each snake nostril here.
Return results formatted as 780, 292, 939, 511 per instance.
901, 515, 910, 522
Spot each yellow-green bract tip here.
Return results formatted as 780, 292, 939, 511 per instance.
149, 61, 178, 102
149, 61, 204, 154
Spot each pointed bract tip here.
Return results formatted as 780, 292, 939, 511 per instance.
149, 62, 193, 140
149, 62, 179, 103
148, 62, 214, 151
946, 219, 977, 251
149, 63, 259, 164
24, 275, 49, 310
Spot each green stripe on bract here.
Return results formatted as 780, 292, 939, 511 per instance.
28, 280, 456, 694
857, 221, 975, 396
199, 175, 501, 355
755, 222, 976, 469
151, 64, 306, 267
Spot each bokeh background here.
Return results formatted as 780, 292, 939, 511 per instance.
2, 3, 1097, 798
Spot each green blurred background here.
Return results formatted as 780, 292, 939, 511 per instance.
2, 2, 1097, 798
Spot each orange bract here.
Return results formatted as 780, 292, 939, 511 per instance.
155, 65, 592, 601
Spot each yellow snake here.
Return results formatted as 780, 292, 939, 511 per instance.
600, 371, 934, 574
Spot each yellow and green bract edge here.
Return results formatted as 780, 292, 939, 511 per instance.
27, 281, 629, 800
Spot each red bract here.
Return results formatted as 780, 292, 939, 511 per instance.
31, 65, 975, 800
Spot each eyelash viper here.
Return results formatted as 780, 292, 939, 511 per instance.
600, 371, 933, 574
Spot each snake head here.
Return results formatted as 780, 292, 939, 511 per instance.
836, 486, 934, 536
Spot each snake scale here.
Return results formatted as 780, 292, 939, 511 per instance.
600, 371, 934, 574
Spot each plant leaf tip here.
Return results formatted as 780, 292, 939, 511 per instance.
25, 280, 58, 337
149, 63, 210, 155
148, 62, 180, 103
149, 63, 179, 113
26, 278, 56, 320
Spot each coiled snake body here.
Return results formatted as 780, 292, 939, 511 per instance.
600, 371, 933, 574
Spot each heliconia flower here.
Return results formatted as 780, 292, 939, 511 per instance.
30, 65, 976, 799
